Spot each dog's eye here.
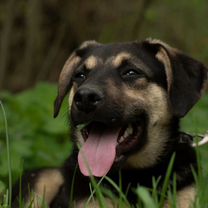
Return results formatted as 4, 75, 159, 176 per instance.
73, 72, 86, 82
121, 69, 144, 79
124, 70, 138, 76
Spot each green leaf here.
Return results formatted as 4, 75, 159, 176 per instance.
136, 186, 156, 208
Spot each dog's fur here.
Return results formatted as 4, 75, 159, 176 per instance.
12, 39, 207, 208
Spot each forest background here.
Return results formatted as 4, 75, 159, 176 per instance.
0, 0, 208, 199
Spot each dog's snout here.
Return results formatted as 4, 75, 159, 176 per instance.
74, 88, 103, 113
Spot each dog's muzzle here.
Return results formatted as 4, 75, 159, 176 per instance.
71, 86, 147, 178
74, 87, 104, 114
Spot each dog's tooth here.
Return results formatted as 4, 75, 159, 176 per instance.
126, 125, 133, 135
119, 136, 125, 143
76, 124, 86, 131
123, 130, 129, 138
123, 125, 133, 138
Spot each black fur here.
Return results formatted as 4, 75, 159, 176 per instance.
12, 39, 207, 207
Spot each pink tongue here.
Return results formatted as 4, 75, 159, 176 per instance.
78, 125, 119, 177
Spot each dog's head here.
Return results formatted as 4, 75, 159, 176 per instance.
54, 39, 207, 177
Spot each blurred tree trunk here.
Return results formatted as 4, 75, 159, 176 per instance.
0, 0, 154, 92
131, 0, 153, 39
0, 0, 15, 90
23, 0, 42, 86
0, 0, 207, 92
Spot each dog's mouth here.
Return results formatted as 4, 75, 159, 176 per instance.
77, 120, 144, 177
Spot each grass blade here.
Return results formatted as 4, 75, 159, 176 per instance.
159, 153, 175, 208
0, 100, 12, 207
136, 186, 157, 208
104, 176, 130, 207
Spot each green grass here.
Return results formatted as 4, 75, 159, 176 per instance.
0, 101, 12, 207
182, 94, 208, 134
0, 83, 208, 207
182, 95, 208, 208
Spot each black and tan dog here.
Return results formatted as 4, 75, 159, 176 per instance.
12, 39, 207, 207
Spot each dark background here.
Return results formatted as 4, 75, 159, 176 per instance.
0, 0, 208, 197
0, 0, 208, 92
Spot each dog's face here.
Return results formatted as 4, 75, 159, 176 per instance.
54, 39, 207, 177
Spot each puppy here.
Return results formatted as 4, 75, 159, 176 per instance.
12, 39, 208, 208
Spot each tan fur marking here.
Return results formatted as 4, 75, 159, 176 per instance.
112, 52, 131, 67
156, 47, 173, 92
69, 84, 86, 146
176, 185, 195, 208
58, 55, 81, 96
59, 55, 80, 83
126, 83, 172, 168
85, 56, 98, 69
68, 84, 77, 109
75, 129, 85, 146
145, 38, 183, 93
105, 79, 120, 100
26, 169, 64, 207
58, 39, 99, 92
165, 185, 196, 208
146, 38, 178, 53
80, 40, 100, 49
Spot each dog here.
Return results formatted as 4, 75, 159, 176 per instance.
12, 39, 208, 208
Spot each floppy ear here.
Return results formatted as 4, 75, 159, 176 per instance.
54, 40, 100, 117
143, 38, 208, 117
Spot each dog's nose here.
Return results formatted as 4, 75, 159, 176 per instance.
74, 88, 103, 113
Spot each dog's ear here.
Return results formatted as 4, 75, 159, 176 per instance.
54, 40, 100, 118
143, 38, 208, 117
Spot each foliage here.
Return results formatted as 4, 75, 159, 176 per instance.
182, 94, 208, 133
182, 94, 208, 174
0, 83, 72, 192
0, 82, 207, 207
0, 0, 208, 206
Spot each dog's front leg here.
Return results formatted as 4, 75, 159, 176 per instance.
12, 168, 64, 208
164, 185, 196, 208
